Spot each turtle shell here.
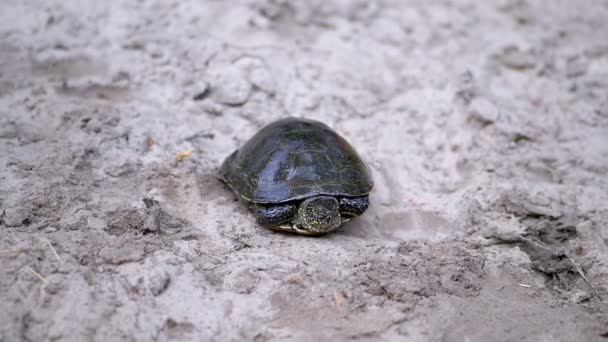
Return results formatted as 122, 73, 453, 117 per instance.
221, 118, 373, 203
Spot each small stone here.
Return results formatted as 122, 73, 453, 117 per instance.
142, 212, 159, 234
469, 98, 499, 124
44, 279, 64, 294
286, 274, 298, 284
212, 69, 252, 106
499, 46, 536, 70
44, 226, 58, 233
571, 290, 590, 303
3, 208, 29, 227
199, 101, 224, 116
192, 81, 209, 101
224, 269, 260, 294
105, 208, 145, 235
249, 13, 271, 29
248, 67, 275, 94
148, 270, 171, 296
98, 241, 146, 265
60, 209, 90, 230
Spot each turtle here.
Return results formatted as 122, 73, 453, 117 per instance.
220, 117, 373, 235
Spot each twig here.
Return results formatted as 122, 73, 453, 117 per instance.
46, 240, 63, 264
520, 236, 551, 251
568, 256, 594, 292
25, 266, 49, 285
0, 249, 26, 256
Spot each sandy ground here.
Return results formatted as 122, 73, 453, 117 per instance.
1, 0, 608, 341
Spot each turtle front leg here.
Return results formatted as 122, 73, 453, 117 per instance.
253, 203, 297, 226
339, 196, 369, 218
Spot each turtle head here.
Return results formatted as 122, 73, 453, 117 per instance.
294, 196, 342, 235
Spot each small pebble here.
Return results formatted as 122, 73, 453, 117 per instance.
499, 46, 536, 70
570, 290, 590, 303
224, 269, 260, 294
212, 69, 252, 106
199, 101, 224, 116
98, 242, 146, 265
286, 274, 298, 284
3, 208, 29, 227
148, 270, 171, 296
44, 226, 58, 233
44, 279, 64, 294
192, 81, 209, 101
249, 67, 276, 94
469, 98, 499, 124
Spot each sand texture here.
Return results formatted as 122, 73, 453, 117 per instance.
1, 0, 608, 341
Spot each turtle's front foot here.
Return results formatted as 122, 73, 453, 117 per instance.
253, 203, 296, 226
339, 196, 369, 217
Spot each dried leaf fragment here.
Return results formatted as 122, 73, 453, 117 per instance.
176, 150, 193, 162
